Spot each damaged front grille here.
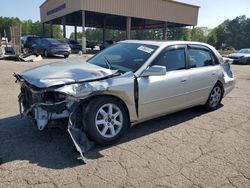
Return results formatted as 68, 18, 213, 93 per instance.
18, 82, 70, 130
20, 85, 40, 110
20, 83, 67, 112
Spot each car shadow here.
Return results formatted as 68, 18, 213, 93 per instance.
84, 106, 218, 160
0, 106, 220, 169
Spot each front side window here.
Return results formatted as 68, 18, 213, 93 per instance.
88, 43, 158, 73
188, 48, 214, 68
153, 48, 186, 71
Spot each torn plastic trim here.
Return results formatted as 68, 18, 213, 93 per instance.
19, 98, 70, 116
19, 95, 73, 130
67, 102, 94, 157
19, 93, 94, 156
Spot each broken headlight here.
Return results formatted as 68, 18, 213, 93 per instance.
42, 91, 67, 103
55, 81, 108, 97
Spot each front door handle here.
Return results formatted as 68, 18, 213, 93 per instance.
181, 79, 187, 83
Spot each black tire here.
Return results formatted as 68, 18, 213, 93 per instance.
44, 50, 49, 58
64, 54, 69, 58
83, 96, 128, 146
205, 83, 223, 111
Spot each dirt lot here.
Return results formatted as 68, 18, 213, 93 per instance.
0, 57, 250, 188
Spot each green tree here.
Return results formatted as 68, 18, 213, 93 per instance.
0, 17, 21, 40
191, 27, 207, 42
0, 17, 63, 40
167, 27, 191, 41
207, 30, 217, 47
211, 15, 250, 49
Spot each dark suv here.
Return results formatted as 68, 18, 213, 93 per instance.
21, 35, 41, 53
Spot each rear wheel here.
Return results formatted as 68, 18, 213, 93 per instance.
64, 54, 69, 58
44, 50, 49, 58
83, 97, 128, 146
205, 83, 223, 111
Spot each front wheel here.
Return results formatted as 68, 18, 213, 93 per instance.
83, 97, 128, 146
205, 83, 223, 111
44, 50, 49, 58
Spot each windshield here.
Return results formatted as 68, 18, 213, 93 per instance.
239, 49, 250, 54
88, 43, 158, 73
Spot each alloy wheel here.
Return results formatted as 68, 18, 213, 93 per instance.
209, 86, 222, 108
95, 103, 123, 138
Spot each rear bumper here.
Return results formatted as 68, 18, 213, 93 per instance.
223, 77, 236, 97
49, 48, 71, 56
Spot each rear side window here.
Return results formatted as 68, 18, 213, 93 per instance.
188, 48, 214, 68
42, 39, 50, 46
47, 39, 62, 45
153, 49, 186, 71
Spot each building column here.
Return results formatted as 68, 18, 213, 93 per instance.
102, 17, 106, 43
126, 17, 131, 40
50, 21, 53, 38
162, 22, 168, 40
82, 10, 86, 53
62, 16, 66, 40
74, 26, 77, 41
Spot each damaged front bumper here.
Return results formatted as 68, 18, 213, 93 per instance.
19, 95, 70, 130
18, 87, 94, 157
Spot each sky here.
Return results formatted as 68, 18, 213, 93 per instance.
177, 0, 250, 27
0, 0, 250, 37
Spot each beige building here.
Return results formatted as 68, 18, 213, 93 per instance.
40, 0, 199, 52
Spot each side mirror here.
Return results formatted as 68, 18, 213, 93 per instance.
141, 65, 166, 77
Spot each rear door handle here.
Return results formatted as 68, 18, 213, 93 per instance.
212, 72, 216, 75
181, 79, 187, 83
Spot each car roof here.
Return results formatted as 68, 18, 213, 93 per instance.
120, 40, 223, 66
120, 40, 212, 48
239, 48, 250, 50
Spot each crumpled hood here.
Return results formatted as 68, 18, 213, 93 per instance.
228, 53, 250, 58
19, 60, 117, 88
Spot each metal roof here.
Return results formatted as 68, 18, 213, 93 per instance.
40, 0, 199, 29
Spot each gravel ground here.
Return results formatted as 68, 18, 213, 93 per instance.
0, 57, 249, 188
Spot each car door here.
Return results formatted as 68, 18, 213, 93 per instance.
138, 45, 190, 120
32, 38, 42, 54
185, 45, 221, 106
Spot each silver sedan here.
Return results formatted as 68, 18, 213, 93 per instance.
15, 40, 235, 155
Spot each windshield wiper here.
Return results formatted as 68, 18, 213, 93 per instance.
103, 56, 112, 70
